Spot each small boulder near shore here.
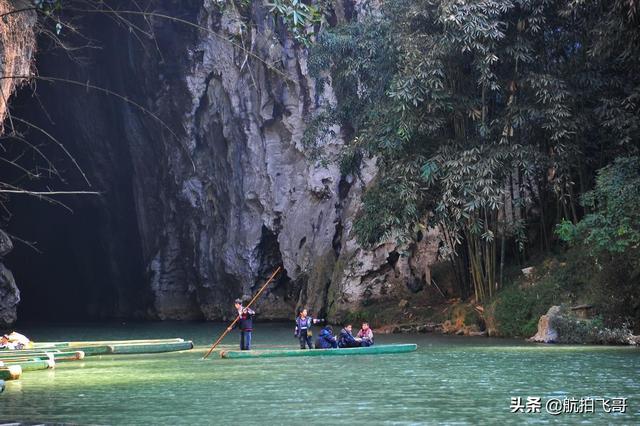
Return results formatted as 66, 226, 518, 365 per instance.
529, 305, 636, 345
529, 306, 560, 343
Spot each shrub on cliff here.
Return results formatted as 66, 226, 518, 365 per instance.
556, 157, 640, 255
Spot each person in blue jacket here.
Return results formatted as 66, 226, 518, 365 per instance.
315, 326, 338, 349
227, 298, 255, 350
338, 323, 360, 348
294, 308, 324, 349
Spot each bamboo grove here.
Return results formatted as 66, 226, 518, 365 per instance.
304, 0, 640, 303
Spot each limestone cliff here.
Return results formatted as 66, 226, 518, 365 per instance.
3, 0, 441, 322
0, 0, 36, 326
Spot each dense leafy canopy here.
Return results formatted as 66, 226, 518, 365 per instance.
557, 156, 640, 254
307, 0, 640, 301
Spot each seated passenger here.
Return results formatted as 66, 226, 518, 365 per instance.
338, 324, 360, 348
315, 326, 338, 349
356, 322, 374, 347
1, 332, 32, 350
0, 334, 15, 350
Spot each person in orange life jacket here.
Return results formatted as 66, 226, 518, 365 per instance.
294, 308, 324, 349
315, 326, 338, 349
356, 321, 374, 347
338, 323, 360, 348
227, 299, 255, 350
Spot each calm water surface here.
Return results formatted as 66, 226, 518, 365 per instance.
1, 322, 638, 425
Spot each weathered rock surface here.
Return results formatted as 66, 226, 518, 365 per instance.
529, 305, 561, 343
0, 0, 36, 129
529, 305, 633, 344
4, 0, 442, 321
0, 0, 35, 325
0, 229, 19, 327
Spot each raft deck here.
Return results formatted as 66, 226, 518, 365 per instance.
220, 343, 418, 359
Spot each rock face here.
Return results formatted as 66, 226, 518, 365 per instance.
0, 0, 36, 130
0, 0, 36, 326
0, 229, 19, 327
529, 305, 561, 343
529, 305, 633, 344
5, 0, 441, 321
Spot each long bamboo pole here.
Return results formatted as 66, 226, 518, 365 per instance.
202, 266, 282, 360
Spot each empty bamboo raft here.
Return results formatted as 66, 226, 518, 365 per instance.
220, 344, 418, 359
0, 338, 193, 382
0, 365, 22, 380
108, 341, 194, 354
32, 338, 186, 349
0, 350, 85, 362
0, 359, 54, 372
9, 338, 194, 356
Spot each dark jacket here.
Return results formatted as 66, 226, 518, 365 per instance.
315, 327, 338, 349
237, 307, 255, 331
338, 328, 359, 348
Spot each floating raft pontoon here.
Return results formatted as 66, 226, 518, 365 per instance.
220, 344, 417, 359
0, 350, 84, 362
33, 338, 186, 349
0, 365, 22, 380
108, 340, 194, 354
0, 359, 54, 372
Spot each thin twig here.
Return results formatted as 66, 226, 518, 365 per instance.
0, 189, 100, 195
2, 231, 43, 254
11, 116, 92, 186
65, 7, 294, 83
1, 75, 197, 173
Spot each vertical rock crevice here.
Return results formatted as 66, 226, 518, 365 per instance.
1, 0, 445, 323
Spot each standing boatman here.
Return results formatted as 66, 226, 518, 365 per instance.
294, 308, 324, 349
227, 298, 255, 350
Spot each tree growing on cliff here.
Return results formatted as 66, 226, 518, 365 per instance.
306, 0, 640, 302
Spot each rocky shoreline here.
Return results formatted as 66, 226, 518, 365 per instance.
373, 304, 639, 346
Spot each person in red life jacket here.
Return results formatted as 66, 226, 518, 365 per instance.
294, 308, 324, 349
315, 326, 338, 349
227, 298, 255, 350
356, 321, 374, 347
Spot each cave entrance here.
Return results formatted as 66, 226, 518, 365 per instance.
7, 196, 131, 321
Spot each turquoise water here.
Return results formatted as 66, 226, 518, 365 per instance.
1, 322, 639, 425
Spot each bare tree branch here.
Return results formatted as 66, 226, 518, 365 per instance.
10, 116, 92, 186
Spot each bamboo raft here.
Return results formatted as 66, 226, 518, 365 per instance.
6, 338, 194, 356
0, 350, 85, 362
0, 365, 22, 380
219, 343, 418, 359
0, 338, 193, 381
0, 359, 54, 372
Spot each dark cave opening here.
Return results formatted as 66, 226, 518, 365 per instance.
1, 15, 156, 321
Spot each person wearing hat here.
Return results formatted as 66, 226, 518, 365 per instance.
227, 299, 255, 350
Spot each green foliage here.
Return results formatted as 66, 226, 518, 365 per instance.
308, 0, 640, 302
266, 0, 328, 46
557, 157, 640, 254
353, 171, 430, 247
549, 309, 632, 344
491, 280, 561, 337
491, 244, 640, 336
